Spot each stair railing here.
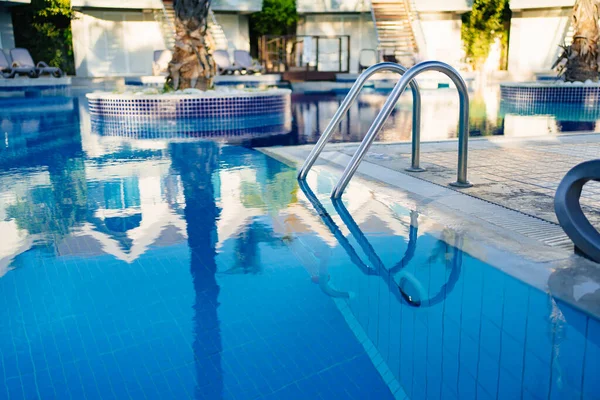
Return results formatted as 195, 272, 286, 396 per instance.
298, 62, 423, 180
330, 60, 471, 199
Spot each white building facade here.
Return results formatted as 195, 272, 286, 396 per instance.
507, 0, 575, 79
296, 0, 471, 73
70, 0, 261, 77
296, 0, 377, 73
0, 0, 29, 50
414, 0, 471, 67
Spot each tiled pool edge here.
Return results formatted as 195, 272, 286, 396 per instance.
86, 89, 291, 119
288, 234, 410, 400
500, 82, 600, 105
258, 146, 600, 320
332, 297, 409, 400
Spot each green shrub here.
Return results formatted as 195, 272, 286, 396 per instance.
11, 0, 75, 75
461, 0, 511, 70
251, 0, 298, 37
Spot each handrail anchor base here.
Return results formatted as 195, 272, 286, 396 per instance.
405, 167, 426, 173
449, 181, 472, 188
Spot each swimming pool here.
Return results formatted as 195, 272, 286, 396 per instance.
0, 91, 599, 399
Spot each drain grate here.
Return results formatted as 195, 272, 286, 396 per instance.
482, 213, 572, 251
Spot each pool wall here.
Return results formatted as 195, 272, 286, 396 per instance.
500, 82, 600, 106
86, 90, 292, 119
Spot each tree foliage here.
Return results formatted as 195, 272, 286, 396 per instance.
251, 0, 298, 37
461, 0, 511, 69
11, 0, 75, 75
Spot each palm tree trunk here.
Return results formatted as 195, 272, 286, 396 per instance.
166, 0, 217, 91
555, 0, 600, 82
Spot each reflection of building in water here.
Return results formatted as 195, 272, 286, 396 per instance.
64, 160, 188, 263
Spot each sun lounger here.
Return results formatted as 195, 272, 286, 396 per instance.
213, 50, 242, 75
233, 50, 264, 74
0, 50, 15, 78
10, 48, 63, 78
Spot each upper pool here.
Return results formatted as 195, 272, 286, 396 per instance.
0, 90, 598, 400
240, 86, 600, 148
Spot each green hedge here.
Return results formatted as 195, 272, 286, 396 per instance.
11, 0, 75, 75
461, 0, 511, 70
251, 0, 298, 37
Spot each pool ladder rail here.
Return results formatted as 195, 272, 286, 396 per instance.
298, 60, 472, 199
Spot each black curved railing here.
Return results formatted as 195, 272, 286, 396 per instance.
555, 159, 600, 262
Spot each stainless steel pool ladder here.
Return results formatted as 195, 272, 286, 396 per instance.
297, 62, 424, 181
331, 60, 472, 199
298, 60, 472, 199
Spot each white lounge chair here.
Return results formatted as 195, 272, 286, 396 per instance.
1, 49, 39, 78
0, 51, 15, 78
152, 50, 172, 76
213, 50, 242, 75
233, 50, 264, 74
10, 48, 63, 78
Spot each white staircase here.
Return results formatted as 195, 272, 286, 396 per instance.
155, 1, 229, 51
208, 11, 229, 51
370, 0, 419, 65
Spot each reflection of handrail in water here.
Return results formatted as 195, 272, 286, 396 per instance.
333, 198, 463, 308
300, 181, 412, 304
332, 198, 424, 307
423, 234, 463, 307
300, 181, 425, 306
298, 180, 370, 299
388, 211, 418, 275
299, 180, 374, 275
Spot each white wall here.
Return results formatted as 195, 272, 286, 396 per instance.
297, 0, 369, 13
507, 7, 571, 79
71, 0, 163, 8
297, 13, 377, 73
510, 0, 574, 9
72, 10, 166, 77
415, 0, 471, 12
214, 13, 250, 53
0, 6, 15, 49
418, 12, 464, 67
212, 0, 262, 12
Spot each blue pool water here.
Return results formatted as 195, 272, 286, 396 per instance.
0, 91, 599, 400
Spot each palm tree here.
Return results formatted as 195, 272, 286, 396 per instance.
554, 0, 600, 82
166, 0, 217, 90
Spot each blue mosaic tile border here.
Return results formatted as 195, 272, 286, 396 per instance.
500, 100, 600, 121
500, 83, 600, 106
90, 114, 292, 139
86, 90, 292, 120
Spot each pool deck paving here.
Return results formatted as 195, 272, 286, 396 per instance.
345, 133, 600, 227
260, 132, 600, 319
280, 133, 600, 227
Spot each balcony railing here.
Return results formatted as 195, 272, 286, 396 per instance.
259, 35, 351, 74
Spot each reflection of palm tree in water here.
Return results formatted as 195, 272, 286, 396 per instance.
171, 142, 223, 399
223, 220, 282, 275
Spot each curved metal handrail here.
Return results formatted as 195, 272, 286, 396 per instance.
555, 159, 600, 262
331, 60, 471, 199
297, 62, 423, 180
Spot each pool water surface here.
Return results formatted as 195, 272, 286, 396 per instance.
0, 91, 599, 399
